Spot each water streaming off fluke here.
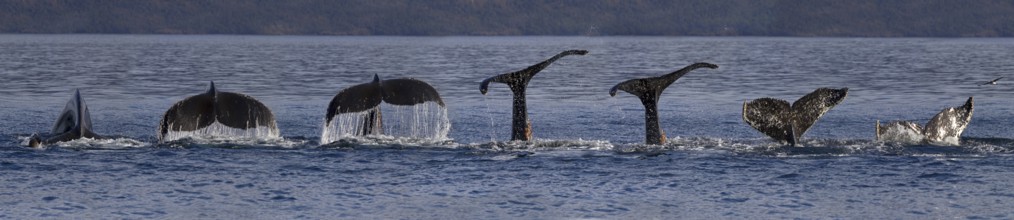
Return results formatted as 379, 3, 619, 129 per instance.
320, 102, 451, 144
160, 122, 281, 142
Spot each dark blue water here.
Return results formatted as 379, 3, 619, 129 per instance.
2, 35, 1014, 219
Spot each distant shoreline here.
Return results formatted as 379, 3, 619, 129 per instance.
3, 1, 1013, 38
2, 33, 1013, 38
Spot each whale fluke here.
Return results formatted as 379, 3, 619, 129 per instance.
743, 88, 849, 146
29, 90, 104, 147
158, 81, 278, 142
877, 97, 973, 145
479, 49, 588, 141
609, 62, 719, 145
323, 74, 445, 137
742, 98, 795, 145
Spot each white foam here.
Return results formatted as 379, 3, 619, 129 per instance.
926, 136, 961, 146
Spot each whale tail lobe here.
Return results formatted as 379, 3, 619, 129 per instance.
879, 97, 973, 145
923, 97, 973, 143
609, 62, 719, 145
323, 74, 445, 137
158, 82, 278, 142
480, 50, 588, 96
743, 88, 849, 146
479, 50, 588, 141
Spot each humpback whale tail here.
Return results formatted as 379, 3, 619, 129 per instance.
158, 81, 279, 142
876, 97, 973, 145
742, 88, 849, 146
479, 49, 588, 141
321, 74, 446, 144
29, 89, 103, 148
609, 62, 719, 145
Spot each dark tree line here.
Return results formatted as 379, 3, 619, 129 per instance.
2, 0, 1014, 37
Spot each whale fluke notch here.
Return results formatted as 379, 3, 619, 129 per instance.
743, 88, 849, 146
479, 49, 588, 141
29, 89, 104, 147
609, 62, 719, 145
323, 74, 445, 135
877, 97, 973, 145
158, 81, 278, 142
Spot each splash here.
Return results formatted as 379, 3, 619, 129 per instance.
53, 138, 149, 149
320, 102, 450, 145
162, 135, 305, 148
877, 122, 926, 145
18, 136, 148, 150
469, 138, 616, 151
319, 135, 457, 149
160, 122, 281, 142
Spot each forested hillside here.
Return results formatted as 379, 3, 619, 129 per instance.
2, 0, 1013, 37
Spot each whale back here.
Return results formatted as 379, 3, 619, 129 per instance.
923, 97, 973, 144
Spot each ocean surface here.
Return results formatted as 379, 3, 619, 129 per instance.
2, 35, 1014, 219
